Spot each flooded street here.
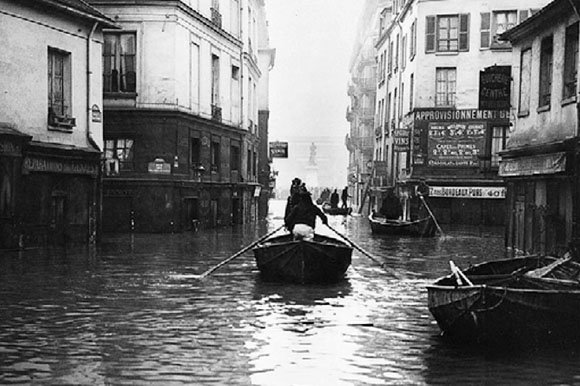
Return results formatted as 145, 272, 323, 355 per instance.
2, 200, 580, 385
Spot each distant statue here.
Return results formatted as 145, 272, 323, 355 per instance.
308, 142, 317, 166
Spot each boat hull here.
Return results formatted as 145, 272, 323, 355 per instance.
369, 214, 436, 237
322, 206, 352, 216
253, 234, 352, 284
427, 256, 580, 345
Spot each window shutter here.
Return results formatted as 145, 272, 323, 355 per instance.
459, 14, 470, 51
519, 10, 529, 23
480, 12, 491, 49
426, 16, 436, 53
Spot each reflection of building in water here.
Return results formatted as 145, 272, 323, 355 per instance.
272, 136, 348, 198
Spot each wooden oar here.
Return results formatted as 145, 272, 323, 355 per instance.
449, 260, 474, 286
194, 225, 284, 279
418, 194, 444, 236
325, 224, 400, 277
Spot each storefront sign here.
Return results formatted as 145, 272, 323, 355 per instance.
479, 66, 511, 110
427, 123, 486, 167
254, 186, 261, 197
23, 156, 99, 176
394, 129, 410, 152
499, 152, 567, 177
0, 141, 21, 156
414, 109, 509, 121
269, 142, 288, 158
429, 186, 506, 199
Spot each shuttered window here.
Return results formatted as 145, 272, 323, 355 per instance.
426, 14, 469, 53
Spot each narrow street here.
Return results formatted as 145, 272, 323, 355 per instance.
1, 200, 578, 385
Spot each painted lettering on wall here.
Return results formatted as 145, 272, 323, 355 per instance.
23, 156, 99, 176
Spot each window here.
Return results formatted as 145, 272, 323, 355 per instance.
426, 14, 469, 53
481, 10, 537, 49
410, 20, 417, 59
211, 140, 221, 171
104, 33, 136, 93
401, 35, 407, 70
491, 126, 509, 167
247, 149, 252, 178
409, 73, 414, 111
492, 11, 517, 47
105, 139, 134, 171
539, 36, 553, 108
211, 54, 220, 106
388, 40, 393, 74
435, 68, 456, 107
231, 144, 240, 171
252, 150, 257, 177
191, 137, 201, 166
232, 65, 240, 80
563, 23, 579, 100
48, 48, 74, 129
519, 48, 532, 115
394, 34, 399, 72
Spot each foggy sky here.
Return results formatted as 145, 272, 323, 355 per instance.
265, 0, 363, 190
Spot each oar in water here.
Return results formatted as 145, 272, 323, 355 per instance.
194, 225, 285, 279
418, 194, 444, 237
325, 223, 400, 277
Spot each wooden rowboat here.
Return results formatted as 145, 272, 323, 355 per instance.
368, 213, 436, 237
427, 255, 580, 345
253, 233, 353, 284
322, 203, 352, 216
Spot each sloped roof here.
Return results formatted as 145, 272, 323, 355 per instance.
501, 0, 580, 43
18, 0, 118, 28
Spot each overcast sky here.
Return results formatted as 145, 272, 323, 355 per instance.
264, 1, 363, 192
265, 0, 363, 140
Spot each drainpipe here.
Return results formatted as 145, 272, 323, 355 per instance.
87, 21, 100, 243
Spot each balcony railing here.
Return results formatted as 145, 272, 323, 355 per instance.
211, 104, 222, 122
210, 7, 222, 29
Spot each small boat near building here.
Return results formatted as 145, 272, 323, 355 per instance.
368, 213, 436, 237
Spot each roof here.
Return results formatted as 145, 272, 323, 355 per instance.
500, 0, 580, 43
19, 0, 118, 28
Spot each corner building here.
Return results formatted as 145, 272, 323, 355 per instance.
89, 0, 273, 232
369, 0, 550, 225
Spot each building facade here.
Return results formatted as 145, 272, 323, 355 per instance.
501, 0, 580, 256
368, 0, 550, 225
0, 0, 116, 249
89, 0, 273, 233
346, 0, 389, 212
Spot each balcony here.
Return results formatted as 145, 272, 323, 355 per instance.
211, 104, 222, 122
352, 77, 377, 92
210, 7, 222, 29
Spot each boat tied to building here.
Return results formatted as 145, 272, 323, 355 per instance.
253, 233, 353, 284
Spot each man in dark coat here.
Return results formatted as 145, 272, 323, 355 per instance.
379, 189, 403, 220
285, 189, 328, 241
341, 187, 350, 209
329, 189, 339, 209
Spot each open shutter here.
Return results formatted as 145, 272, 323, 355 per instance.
480, 12, 491, 49
459, 14, 470, 51
426, 16, 436, 53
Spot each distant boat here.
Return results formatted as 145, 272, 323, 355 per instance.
253, 233, 352, 284
427, 254, 580, 345
322, 202, 352, 216
368, 212, 436, 237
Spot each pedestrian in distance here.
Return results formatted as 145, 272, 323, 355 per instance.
284, 187, 328, 241
341, 187, 350, 209
330, 189, 339, 209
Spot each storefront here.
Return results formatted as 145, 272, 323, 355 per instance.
500, 143, 575, 256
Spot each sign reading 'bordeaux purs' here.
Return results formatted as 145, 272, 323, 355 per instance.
269, 141, 288, 158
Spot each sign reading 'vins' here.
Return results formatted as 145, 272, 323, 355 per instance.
269, 142, 288, 158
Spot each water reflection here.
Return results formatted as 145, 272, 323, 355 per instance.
0, 201, 578, 385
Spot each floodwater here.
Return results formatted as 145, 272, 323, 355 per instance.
1, 200, 580, 385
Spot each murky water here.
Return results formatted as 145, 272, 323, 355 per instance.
2, 200, 580, 385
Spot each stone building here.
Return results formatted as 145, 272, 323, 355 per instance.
88, 0, 273, 232
0, 0, 116, 249
369, 0, 549, 225
501, 0, 580, 255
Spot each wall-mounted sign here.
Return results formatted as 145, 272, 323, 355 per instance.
0, 140, 21, 156
269, 141, 288, 158
23, 156, 99, 176
148, 158, 171, 174
479, 66, 511, 110
394, 129, 410, 152
499, 152, 567, 177
91, 104, 102, 123
429, 186, 506, 199
427, 122, 486, 167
